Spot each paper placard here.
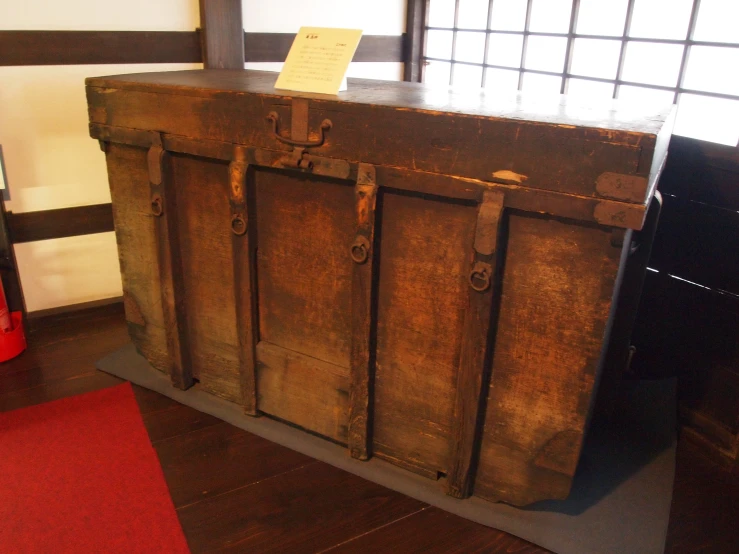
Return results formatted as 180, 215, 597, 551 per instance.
275, 27, 362, 95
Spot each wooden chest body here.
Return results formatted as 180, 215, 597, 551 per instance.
87, 70, 672, 506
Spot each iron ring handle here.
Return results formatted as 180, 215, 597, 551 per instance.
469, 262, 492, 292
151, 194, 163, 217
266, 111, 332, 148
231, 214, 247, 236
351, 236, 370, 264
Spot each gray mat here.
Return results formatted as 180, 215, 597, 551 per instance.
97, 344, 676, 554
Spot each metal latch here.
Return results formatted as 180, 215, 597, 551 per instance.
266, 98, 332, 170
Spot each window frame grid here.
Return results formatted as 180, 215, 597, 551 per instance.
422, 0, 739, 103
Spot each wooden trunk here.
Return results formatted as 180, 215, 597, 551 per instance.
87, 70, 673, 506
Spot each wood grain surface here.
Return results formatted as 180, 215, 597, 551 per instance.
476, 214, 623, 505
348, 166, 379, 461
170, 154, 235, 395
373, 192, 478, 478
86, 69, 671, 202
255, 169, 354, 368
1, 305, 733, 553
199, 0, 244, 70
88, 70, 669, 505
106, 144, 168, 373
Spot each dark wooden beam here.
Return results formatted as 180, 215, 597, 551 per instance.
0, 30, 403, 68
148, 139, 193, 390
0, 198, 26, 315
245, 33, 404, 63
7, 204, 114, 244
404, 0, 427, 82
229, 152, 258, 415
199, 0, 245, 69
447, 190, 505, 499
348, 165, 379, 461
26, 296, 123, 323
0, 31, 201, 66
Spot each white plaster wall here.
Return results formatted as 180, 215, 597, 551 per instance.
242, 0, 406, 81
0, 1, 201, 312
0, 0, 200, 31
0, 1, 406, 311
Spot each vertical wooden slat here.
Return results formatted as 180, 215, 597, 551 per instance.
148, 134, 193, 390
449, 0, 461, 85
348, 163, 379, 461
674, 0, 702, 104
447, 190, 505, 499
403, 0, 428, 82
559, 0, 581, 95
291, 98, 310, 142
517, 0, 534, 91
199, 0, 245, 69
480, 0, 496, 88
229, 147, 258, 415
613, 0, 637, 99
0, 158, 26, 315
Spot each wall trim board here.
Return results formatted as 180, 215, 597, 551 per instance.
244, 33, 405, 63
26, 296, 123, 325
7, 204, 114, 244
1, 31, 405, 67
0, 30, 202, 66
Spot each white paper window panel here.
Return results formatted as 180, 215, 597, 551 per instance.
521, 72, 563, 96
570, 39, 622, 80
529, 0, 574, 34
425, 60, 452, 87
457, 0, 490, 30
487, 34, 524, 68
621, 42, 684, 87
428, 0, 457, 29
674, 94, 739, 146
683, 47, 739, 97
453, 63, 484, 88
567, 79, 615, 100
455, 32, 487, 64
490, 0, 528, 31
426, 30, 454, 60
693, 0, 739, 44
485, 68, 521, 91
618, 85, 675, 109
524, 36, 568, 73
628, 0, 694, 40
576, 0, 629, 37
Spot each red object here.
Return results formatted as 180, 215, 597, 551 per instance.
0, 311, 27, 362
0, 383, 190, 554
0, 278, 12, 332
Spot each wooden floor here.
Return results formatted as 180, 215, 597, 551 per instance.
2, 304, 737, 553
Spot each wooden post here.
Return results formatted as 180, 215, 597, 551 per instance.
348, 163, 379, 460
199, 0, 245, 69
403, 0, 427, 82
148, 133, 193, 390
0, 198, 26, 317
447, 190, 505, 498
229, 147, 258, 415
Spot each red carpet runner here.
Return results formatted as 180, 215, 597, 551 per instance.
0, 383, 190, 553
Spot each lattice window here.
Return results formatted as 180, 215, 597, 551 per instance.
423, 0, 739, 145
